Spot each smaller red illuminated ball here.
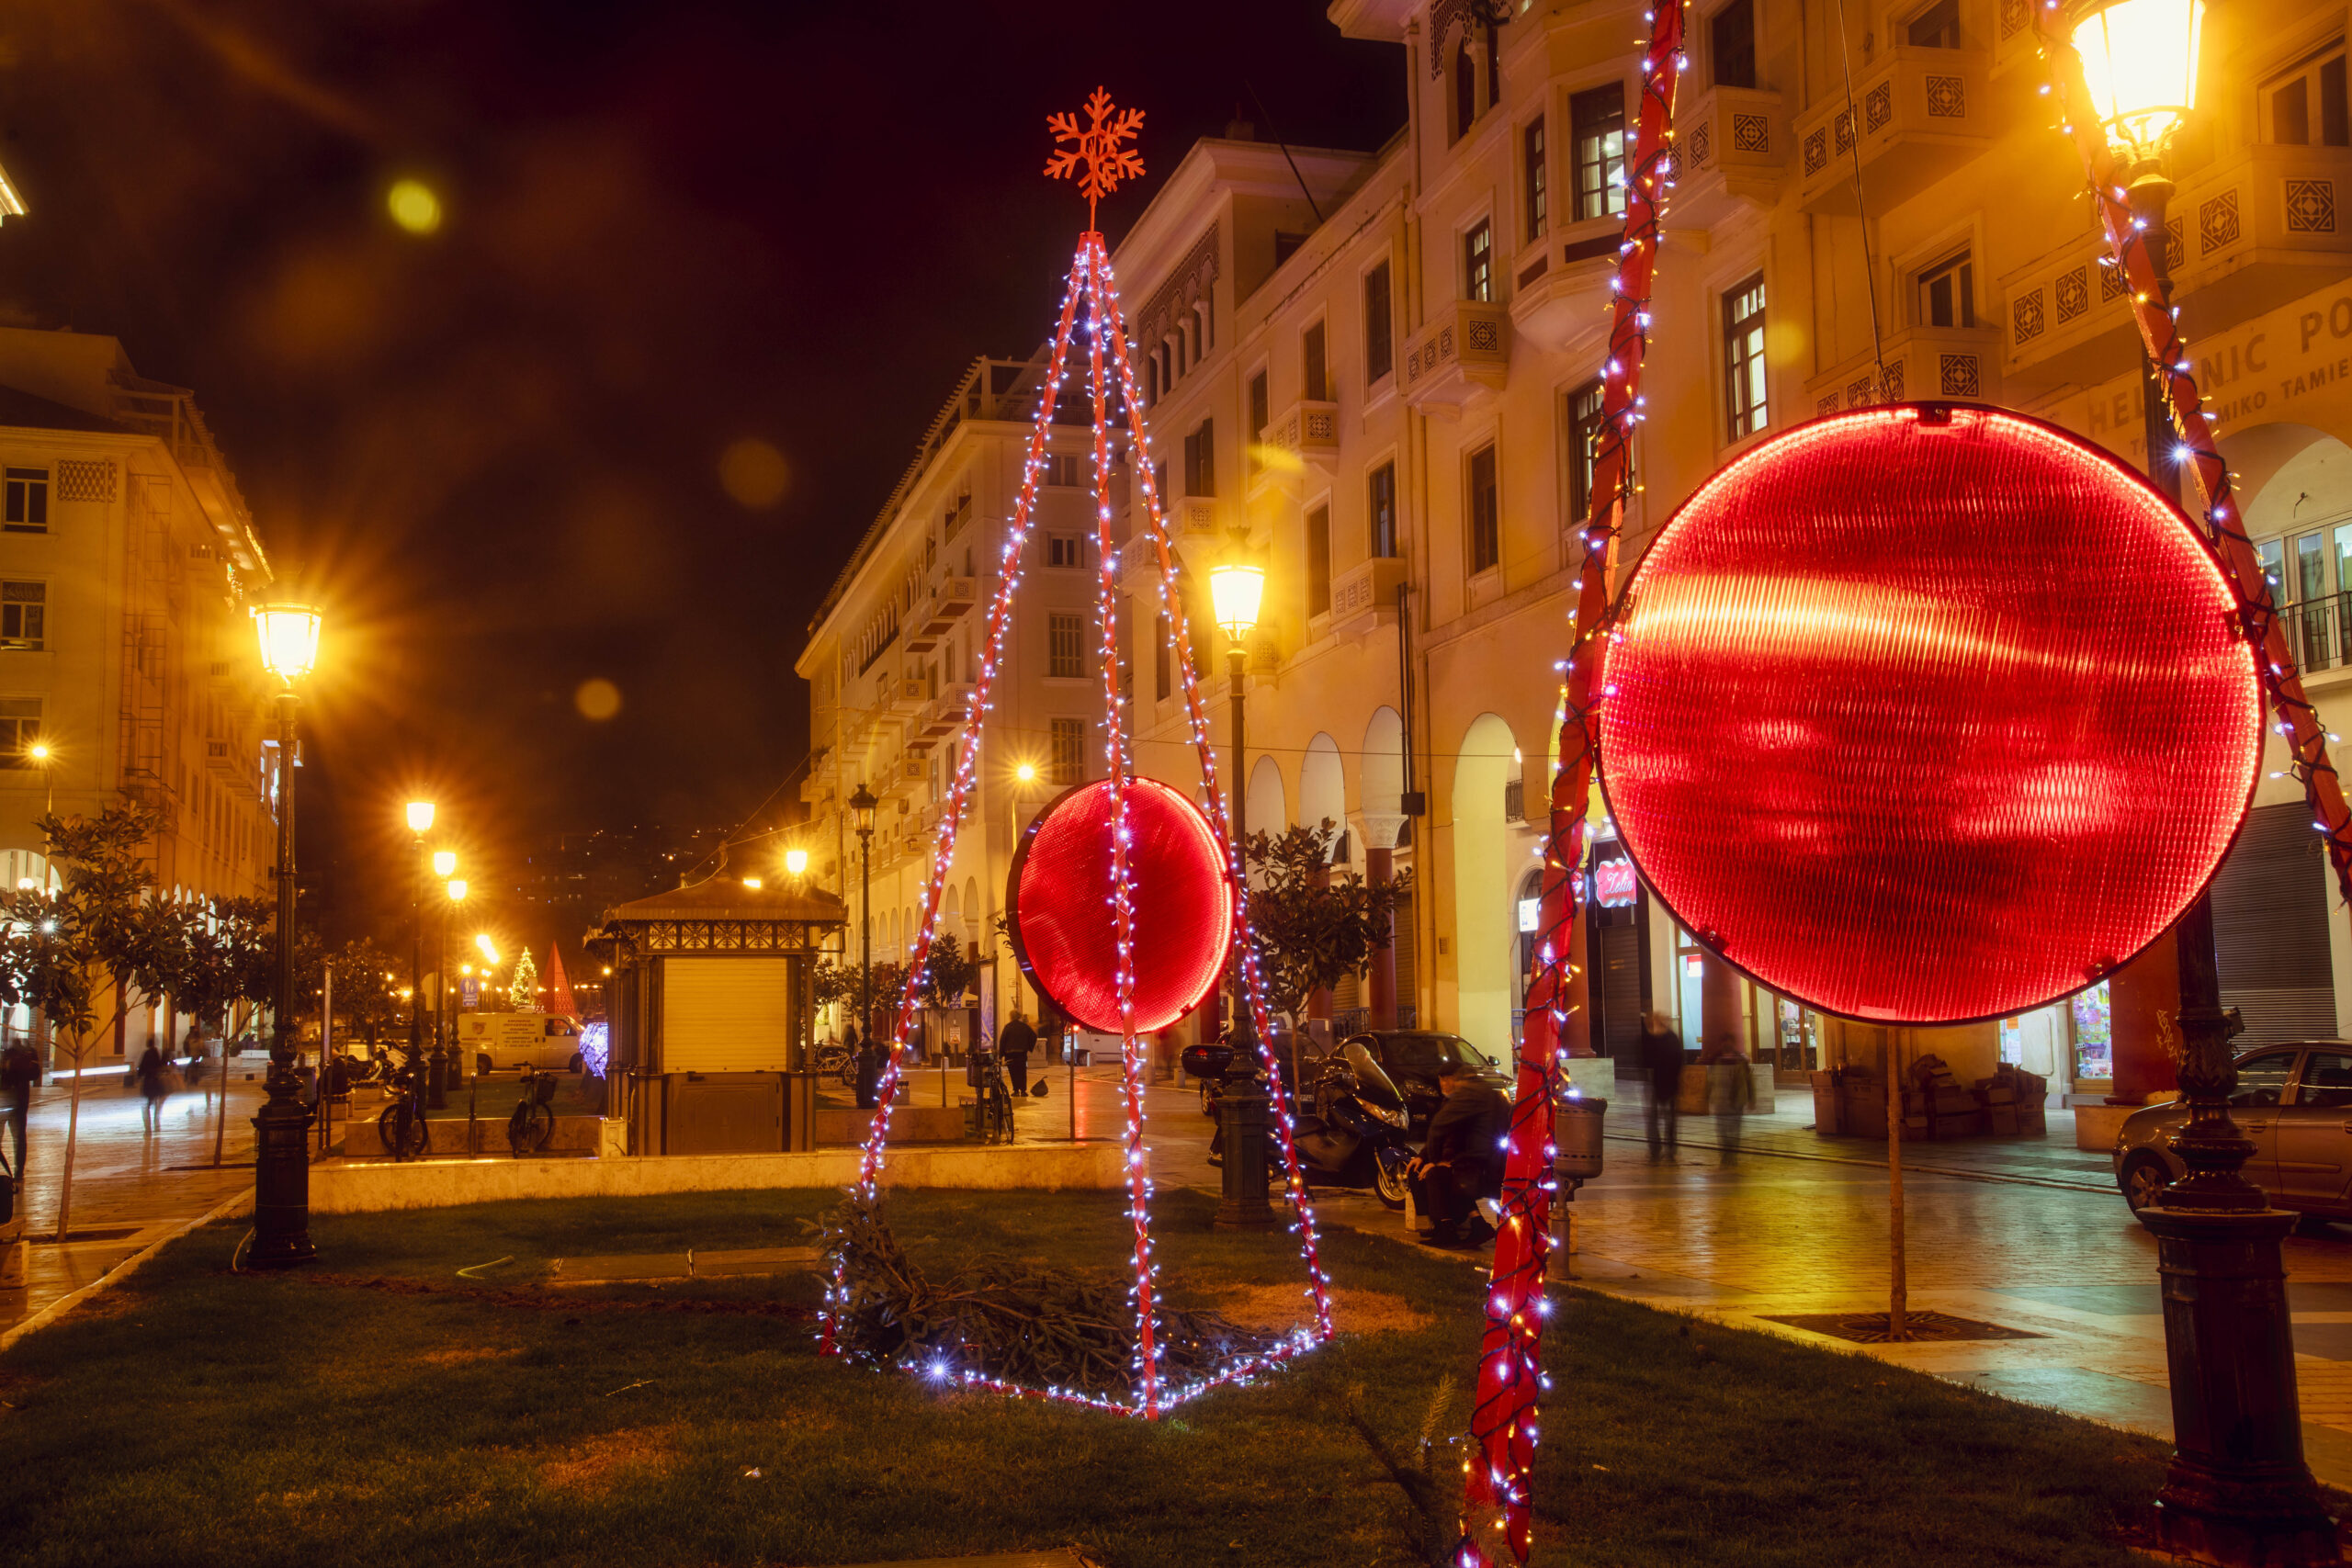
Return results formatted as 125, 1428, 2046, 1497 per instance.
1007, 777, 1234, 1034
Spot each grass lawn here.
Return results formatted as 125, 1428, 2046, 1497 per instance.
0, 1187, 2167, 1567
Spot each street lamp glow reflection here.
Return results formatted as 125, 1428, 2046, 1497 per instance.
252, 603, 322, 682
432, 850, 458, 878
405, 800, 435, 834
2071, 0, 2204, 164
1209, 559, 1265, 643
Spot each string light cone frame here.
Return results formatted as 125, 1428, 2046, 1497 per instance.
822, 89, 1336, 1419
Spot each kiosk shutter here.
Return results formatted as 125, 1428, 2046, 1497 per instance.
2213, 801, 2337, 1046
662, 958, 796, 1072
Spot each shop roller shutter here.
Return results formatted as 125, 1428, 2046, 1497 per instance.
662, 958, 796, 1072
2212, 801, 2337, 1046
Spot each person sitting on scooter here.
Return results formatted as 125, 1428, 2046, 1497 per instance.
1406, 1057, 1510, 1248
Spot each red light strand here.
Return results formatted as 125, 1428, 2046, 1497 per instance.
2035, 7, 2352, 905
1464, 6, 1688, 1563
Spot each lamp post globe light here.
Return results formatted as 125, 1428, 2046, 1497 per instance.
784, 846, 809, 880
849, 782, 878, 1043
26, 738, 51, 815
1208, 546, 1272, 1231
248, 601, 322, 1269
2067, 5, 2336, 1559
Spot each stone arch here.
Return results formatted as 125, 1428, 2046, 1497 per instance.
1453, 712, 1521, 1054
1300, 733, 1346, 857
1247, 753, 1288, 841
1361, 706, 1406, 849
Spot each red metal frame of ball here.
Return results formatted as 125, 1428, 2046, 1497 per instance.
1596, 402, 2262, 1026
1005, 776, 1236, 1035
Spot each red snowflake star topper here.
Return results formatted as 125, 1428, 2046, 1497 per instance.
1046, 87, 1145, 231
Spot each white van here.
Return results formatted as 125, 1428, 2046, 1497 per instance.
459, 1012, 585, 1075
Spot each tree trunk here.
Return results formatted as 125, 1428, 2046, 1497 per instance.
1887, 1027, 1908, 1341
55, 1034, 85, 1241
211, 1004, 242, 1168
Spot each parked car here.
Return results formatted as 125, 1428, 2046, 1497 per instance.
1335, 1030, 1513, 1135
2113, 1040, 2352, 1220
459, 1012, 586, 1076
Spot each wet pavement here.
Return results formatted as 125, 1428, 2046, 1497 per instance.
4, 1062, 270, 1337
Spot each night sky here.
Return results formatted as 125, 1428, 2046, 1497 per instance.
0, 1, 1403, 941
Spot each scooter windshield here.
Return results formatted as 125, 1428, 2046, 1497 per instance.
1343, 1041, 1406, 1111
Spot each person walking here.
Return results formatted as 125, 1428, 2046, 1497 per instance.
1405, 1058, 1511, 1248
1, 1034, 36, 1179
997, 1009, 1037, 1098
136, 1041, 167, 1136
1640, 1011, 1684, 1161
1704, 1043, 1756, 1168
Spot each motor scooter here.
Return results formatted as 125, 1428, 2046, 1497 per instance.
1192, 1038, 1414, 1209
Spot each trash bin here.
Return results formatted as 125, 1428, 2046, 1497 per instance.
1555, 1097, 1608, 1182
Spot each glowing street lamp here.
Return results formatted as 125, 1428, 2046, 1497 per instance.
476, 932, 500, 966
432, 849, 457, 879
247, 598, 323, 1269
2071, 0, 2203, 179
25, 738, 51, 815
784, 846, 809, 880
1209, 541, 1271, 1230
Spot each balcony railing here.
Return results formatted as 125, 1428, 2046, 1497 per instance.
1668, 85, 1790, 230
2278, 591, 2352, 677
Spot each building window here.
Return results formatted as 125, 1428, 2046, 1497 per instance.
4, 469, 47, 534
1249, 369, 1269, 477
1467, 444, 1500, 574
1364, 262, 1394, 382
1724, 272, 1770, 442
1464, 220, 1494, 303
2269, 47, 2351, 146
1045, 454, 1082, 488
1917, 251, 1976, 328
1155, 612, 1171, 701
0, 582, 46, 651
1572, 85, 1628, 223
0, 699, 39, 765
1454, 38, 1477, 141
1566, 378, 1620, 524
1049, 716, 1087, 785
1046, 534, 1085, 569
1370, 461, 1398, 558
1303, 321, 1329, 403
1523, 117, 1548, 243
1713, 0, 1757, 88
1306, 502, 1332, 616
1048, 613, 1084, 678
1905, 0, 1960, 48
1183, 418, 1216, 497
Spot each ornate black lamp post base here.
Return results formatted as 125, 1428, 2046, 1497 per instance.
2143, 1204, 2337, 1565
248, 1069, 316, 1268
1214, 1057, 1272, 1230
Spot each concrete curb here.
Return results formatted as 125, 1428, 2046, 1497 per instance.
0, 1186, 254, 1354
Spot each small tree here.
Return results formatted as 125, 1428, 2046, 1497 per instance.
509, 947, 538, 1011
326, 939, 403, 1048
2, 807, 174, 1238
1243, 819, 1413, 1043
148, 894, 276, 1168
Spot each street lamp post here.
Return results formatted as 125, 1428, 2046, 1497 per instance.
849, 784, 878, 1044
441, 869, 465, 1089
2067, 5, 2337, 1559
1209, 548, 1272, 1231
248, 601, 322, 1269
430, 849, 456, 1104
404, 801, 436, 1110
28, 739, 51, 816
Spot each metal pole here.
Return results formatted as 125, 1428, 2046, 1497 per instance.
248, 690, 314, 1268
859, 827, 873, 1046
438, 902, 450, 1095
2121, 175, 2335, 1565
1216, 643, 1271, 1229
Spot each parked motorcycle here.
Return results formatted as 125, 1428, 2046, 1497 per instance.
1190, 1038, 1414, 1210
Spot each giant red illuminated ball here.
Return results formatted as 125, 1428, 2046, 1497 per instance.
1007, 776, 1234, 1034
1598, 404, 2262, 1024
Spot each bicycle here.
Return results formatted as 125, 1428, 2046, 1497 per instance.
967, 1051, 1015, 1144
376, 1055, 430, 1160
507, 1068, 557, 1157
812, 1041, 854, 1088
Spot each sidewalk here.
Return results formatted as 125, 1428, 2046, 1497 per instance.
4, 1068, 266, 1336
